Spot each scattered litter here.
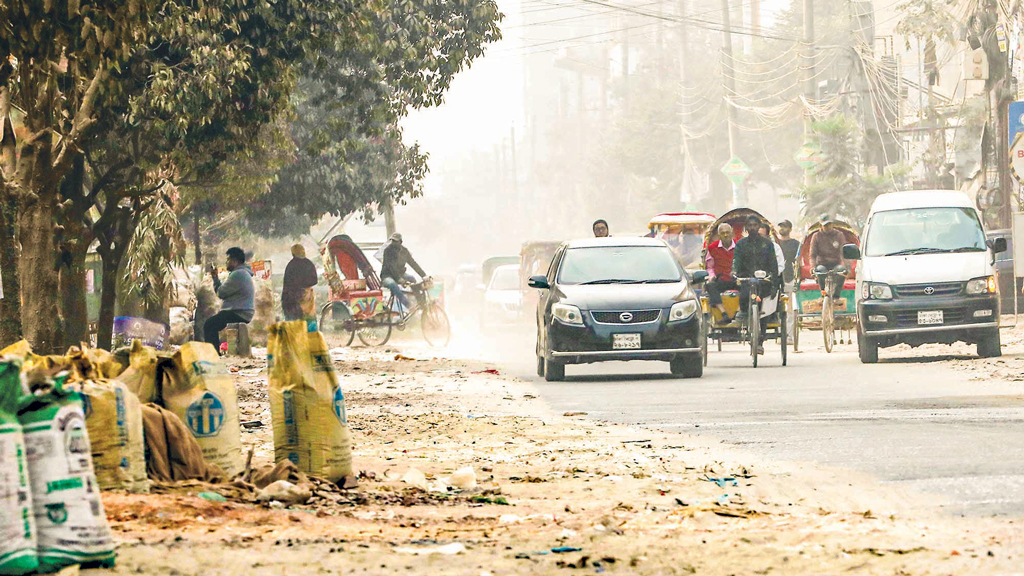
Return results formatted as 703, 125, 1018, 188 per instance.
558, 528, 578, 539
621, 439, 652, 444
472, 369, 501, 375
402, 468, 429, 490
551, 547, 582, 554
256, 480, 312, 505
395, 543, 466, 555
198, 492, 226, 502
703, 476, 738, 487
448, 467, 477, 490
241, 420, 263, 429
394, 354, 417, 361
563, 411, 587, 417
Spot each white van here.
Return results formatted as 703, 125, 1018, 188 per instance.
845, 191, 1008, 363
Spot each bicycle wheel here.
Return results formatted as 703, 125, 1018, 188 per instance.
318, 302, 355, 347
749, 300, 760, 368
822, 295, 835, 353
421, 302, 451, 348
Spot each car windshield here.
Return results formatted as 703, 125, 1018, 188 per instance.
489, 267, 519, 291
863, 207, 986, 257
557, 246, 683, 285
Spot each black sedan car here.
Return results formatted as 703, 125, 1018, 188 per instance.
529, 237, 707, 381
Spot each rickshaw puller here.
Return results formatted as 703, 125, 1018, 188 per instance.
733, 216, 780, 353
810, 215, 848, 299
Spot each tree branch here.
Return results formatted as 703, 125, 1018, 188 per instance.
51, 62, 106, 177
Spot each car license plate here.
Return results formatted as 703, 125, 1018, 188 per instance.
613, 333, 641, 349
918, 310, 943, 325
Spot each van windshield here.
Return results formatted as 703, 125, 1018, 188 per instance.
863, 207, 986, 257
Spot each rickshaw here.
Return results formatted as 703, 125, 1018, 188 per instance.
647, 212, 717, 270
699, 208, 788, 368
317, 235, 451, 347
793, 220, 860, 353
520, 241, 562, 313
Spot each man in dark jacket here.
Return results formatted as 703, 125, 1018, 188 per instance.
204, 247, 255, 350
381, 233, 427, 311
733, 216, 779, 352
282, 244, 319, 321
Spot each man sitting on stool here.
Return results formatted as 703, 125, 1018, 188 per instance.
204, 246, 255, 351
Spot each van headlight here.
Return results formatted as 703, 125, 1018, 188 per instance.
669, 300, 699, 322
966, 276, 997, 295
862, 282, 893, 300
552, 303, 584, 326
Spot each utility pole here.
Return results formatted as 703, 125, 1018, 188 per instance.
679, 0, 691, 204
720, 0, 743, 206
802, 0, 815, 187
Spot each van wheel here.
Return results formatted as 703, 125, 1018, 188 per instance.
536, 355, 545, 377
978, 330, 1002, 358
544, 360, 565, 382
858, 331, 878, 364
670, 355, 703, 378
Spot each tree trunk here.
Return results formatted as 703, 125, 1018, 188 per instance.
96, 251, 120, 351
58, 155, 90, 349
18, 198, 62, 354
59, 244, 89, 348
193, 214, 201, 265
0, 196, 21, 347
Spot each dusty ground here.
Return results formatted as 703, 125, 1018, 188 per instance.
92, 338, 1024, 575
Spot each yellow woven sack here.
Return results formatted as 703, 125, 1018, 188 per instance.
78, 379, 149, 493
267, 320, 352, 482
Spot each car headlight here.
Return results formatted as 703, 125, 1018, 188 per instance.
669, 300, 699, 322
966, 276, 997, 295
862, 282, 893, 300
552, 303, 584, 326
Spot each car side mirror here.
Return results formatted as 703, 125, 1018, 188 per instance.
528, 275, 550, 290
991, 237, 1008, 254
691, 270, 709, 285
842, 244, 861, 260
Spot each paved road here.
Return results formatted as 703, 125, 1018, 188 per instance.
487, 327, 1024, 516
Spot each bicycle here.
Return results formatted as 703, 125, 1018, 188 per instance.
815, 266, 848, 353
737, 271, 786, 368
381, 277, 452, 348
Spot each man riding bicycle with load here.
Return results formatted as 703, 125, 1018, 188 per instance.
733, 215, 780, 354
809, 215, 848, 298
381, 233, 428, 314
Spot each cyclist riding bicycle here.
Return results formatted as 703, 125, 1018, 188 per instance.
733, 215, 780, 354
381, 233, 428, 314
809, 215, 848, 298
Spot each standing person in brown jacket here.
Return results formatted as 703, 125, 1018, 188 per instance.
282, 244, 319, 321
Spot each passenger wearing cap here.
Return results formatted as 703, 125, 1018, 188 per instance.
282, 243, 319, 321
381, 233, 427, 311
810, 215, 849, 298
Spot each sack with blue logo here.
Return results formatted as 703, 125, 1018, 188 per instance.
18, 371, 116, 572
0, 358, 38, 575
77, 380, 149, 493
267, 320, 353, 483
162, 343, 242, 477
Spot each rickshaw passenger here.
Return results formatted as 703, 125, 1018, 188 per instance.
382, 233, 427, 311
734, 216, 779, 353
810, 215, 848, 298
705, 223, 737, 323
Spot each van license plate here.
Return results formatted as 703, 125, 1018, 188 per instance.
918, 311, 943, 325
613, 334, 641, 349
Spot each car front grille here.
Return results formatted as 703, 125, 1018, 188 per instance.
894, 307, 966, 328
591, 310, 661, 324
893, 282, 963, 298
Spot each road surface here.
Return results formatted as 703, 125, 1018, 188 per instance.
482, 325, 1024, 517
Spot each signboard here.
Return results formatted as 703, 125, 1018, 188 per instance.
794, 141, 824, 169
251, 259, 272, 281
1008, 101, 1024, 149
720, 155, 751, 186
1010, 133, 1024, 183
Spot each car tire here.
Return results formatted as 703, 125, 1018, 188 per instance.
670, 355, 703, 378
978, 329, 1002, 358
857, 330, 878, 364
536, 355, 545, 377
544, 359, 565, 382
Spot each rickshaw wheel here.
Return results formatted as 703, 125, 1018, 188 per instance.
319, 302, 355, 347
780, 311, 788, 367
822, 296, 835, 353
749, 301, 760, 368
421, 302, 452, 348
793, 313, 801, 351
357, 313, 393, 347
